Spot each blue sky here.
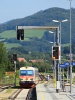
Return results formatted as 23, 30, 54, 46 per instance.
0, 0, 75, 23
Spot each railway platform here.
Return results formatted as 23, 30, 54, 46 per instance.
36, 81, 75, 100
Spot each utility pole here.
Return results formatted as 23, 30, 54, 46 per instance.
55, 27, 60, 93
13, 54, 17, 87
69, 0, 72, 94
14, 61, 16, 87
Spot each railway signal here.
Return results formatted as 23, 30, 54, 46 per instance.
52, 46, 60, 60
17, 29, 24, 40
13, 54, 17, 61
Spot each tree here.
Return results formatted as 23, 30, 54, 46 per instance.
63, 46, 70, 54
0, 42, 7, 66
0, 42, 7, 79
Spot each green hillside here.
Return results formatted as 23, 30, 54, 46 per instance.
4, 42, 21, 49
0, 30, 16, 38
0, 7, 75, 52
0, 29, 45, 49
0, 30, 44, 39
24, 29, 44, 39
0, 7, 75, 44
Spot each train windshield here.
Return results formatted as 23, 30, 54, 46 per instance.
20, 70, 34, 76
27, 70, 34, 76
20, 70, 26, 76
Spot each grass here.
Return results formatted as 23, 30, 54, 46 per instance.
0, 70, 20, 86
0, 30, 16, 38
25, 29, 44, 38
0, 29, 45, 49
6, 87, 12, 93
62, 43, 70, 47
0, 29, 44, 39
4, 42, 21, 49
0, 29, 70, 49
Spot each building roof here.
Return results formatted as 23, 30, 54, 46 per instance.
29, 59, 43, 63
17, 58, 27, 62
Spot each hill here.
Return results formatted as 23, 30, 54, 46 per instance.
0, 7, 75, 43
0, 7, 75, 52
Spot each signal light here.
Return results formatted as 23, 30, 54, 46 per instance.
21, 31, 24, 40
13, 54, 17, 61
17, 29, 24, 40
17, 30, 20, 40
52, 46, 60, 60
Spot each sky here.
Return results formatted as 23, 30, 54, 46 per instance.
0, 0, 75, 24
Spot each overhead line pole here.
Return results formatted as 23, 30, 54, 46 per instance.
69, 0, 72, 94
56, 27, 60, 93
53, 19, 68, 88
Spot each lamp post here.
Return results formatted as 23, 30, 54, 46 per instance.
49, 31, 56, 87
53, 19, 68, 87
14, 61, 16, 87
49, 31, 55, 46
53, 19, 68, 63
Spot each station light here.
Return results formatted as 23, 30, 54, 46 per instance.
17, 29, 24, 40
52, 46, 60, 60
13, 54, 17, 61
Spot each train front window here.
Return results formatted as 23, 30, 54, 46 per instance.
20, 70, 26, 76
27, 70, 34, 76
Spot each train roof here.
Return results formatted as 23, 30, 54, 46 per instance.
20, 66, 38, 70
20, 67, 26, 70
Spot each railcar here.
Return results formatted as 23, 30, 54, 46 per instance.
19, 66, 39, 88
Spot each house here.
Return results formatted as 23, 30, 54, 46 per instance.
29, 59, 43, 63
17, 58, 27, 62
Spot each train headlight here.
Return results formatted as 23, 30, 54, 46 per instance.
30, 78, 33, 81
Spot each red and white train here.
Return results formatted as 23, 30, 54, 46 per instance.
19, 66, 39, 88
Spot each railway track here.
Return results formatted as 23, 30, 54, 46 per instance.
8, 86, 37, 100
0, 84, 14, 92
0, 73, 47, 100
39, 73, 47, 81
8, 88, 22, 99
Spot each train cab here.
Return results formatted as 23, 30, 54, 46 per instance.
19, 66, 39, 88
